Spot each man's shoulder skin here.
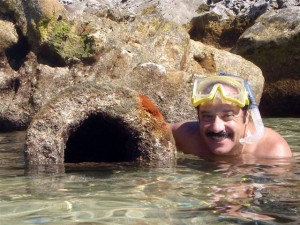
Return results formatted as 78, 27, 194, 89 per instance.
252, 127, 292, 159
170, 121, 211, 156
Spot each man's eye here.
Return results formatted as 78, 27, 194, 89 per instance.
222, 113, 235, 120
201, 114, 213, 121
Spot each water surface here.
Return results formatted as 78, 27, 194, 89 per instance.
0, 118, 299, 225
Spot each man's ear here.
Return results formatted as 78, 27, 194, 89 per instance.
244, 110, 250, 124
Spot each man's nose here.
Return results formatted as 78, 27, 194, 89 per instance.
211, 115, 225, 132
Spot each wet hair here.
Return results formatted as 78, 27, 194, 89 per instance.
241, 105, 249, 123
242, 105, 249, 111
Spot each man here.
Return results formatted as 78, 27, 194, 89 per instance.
171, 73, 292, 160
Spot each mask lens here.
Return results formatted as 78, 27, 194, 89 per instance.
192, 76, 249, 107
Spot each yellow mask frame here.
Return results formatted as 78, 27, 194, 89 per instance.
192, 76, 250, 108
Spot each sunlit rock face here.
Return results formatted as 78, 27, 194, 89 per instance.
0, 0, 265, 131
232, 6, 300, 116
25, 83, 176, 166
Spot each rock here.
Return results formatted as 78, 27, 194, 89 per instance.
0, 20, 18, 52
24, 0, 67, 21
232, 6, 300, 81
232, 6, 300, 116
0, 0, 67, 36
36, 17, 96, 66
187, 0, 300, 48
188, 10, 240, 48
0, 0, 26, 34
0, 20, 18, 67
25, 82, 176, 166
0, 0, 83, 66
60, 0, 205, 25
0, 15, 264, 130
0, 63, 33, 131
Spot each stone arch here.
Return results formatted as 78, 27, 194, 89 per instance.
25, 82, 176, 167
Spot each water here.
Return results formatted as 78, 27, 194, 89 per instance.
0, 118, 299, 225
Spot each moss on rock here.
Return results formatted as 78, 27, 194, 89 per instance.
37, 17, 95, 64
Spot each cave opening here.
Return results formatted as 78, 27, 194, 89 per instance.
65, 113, 141, 163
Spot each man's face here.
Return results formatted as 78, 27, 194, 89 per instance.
197, 100, 248, 156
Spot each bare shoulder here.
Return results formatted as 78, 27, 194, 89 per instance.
170, 120, 203, 155
255, 127, 292, 158
171, 120, 199, 138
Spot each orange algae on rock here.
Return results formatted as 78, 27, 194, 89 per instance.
139, 94, 164, 121
138, 94, 169, 133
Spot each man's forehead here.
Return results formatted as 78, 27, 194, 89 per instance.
205, 82, 239, 93
199, 101, 241, 112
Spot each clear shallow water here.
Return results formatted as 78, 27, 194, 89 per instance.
0, 118, 299, 225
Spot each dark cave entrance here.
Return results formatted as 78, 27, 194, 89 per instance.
65, 114, 141, 163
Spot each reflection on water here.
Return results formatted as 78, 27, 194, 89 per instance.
0, 118, 299, 225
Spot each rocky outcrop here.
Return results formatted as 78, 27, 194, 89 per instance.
185, 0, 299, 48
25, 82, 176, 166
0, 1, 264, 131
0, 20, 18, 67
232, 6, 300, 116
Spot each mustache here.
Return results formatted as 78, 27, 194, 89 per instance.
206, 131, 233, 139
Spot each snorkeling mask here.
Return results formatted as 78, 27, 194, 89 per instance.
192, 75, 249, 108
192, 73, 265, 144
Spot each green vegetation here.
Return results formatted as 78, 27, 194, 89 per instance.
37, 17, 95, 62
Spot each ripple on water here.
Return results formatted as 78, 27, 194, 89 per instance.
0, 119, 300, 225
